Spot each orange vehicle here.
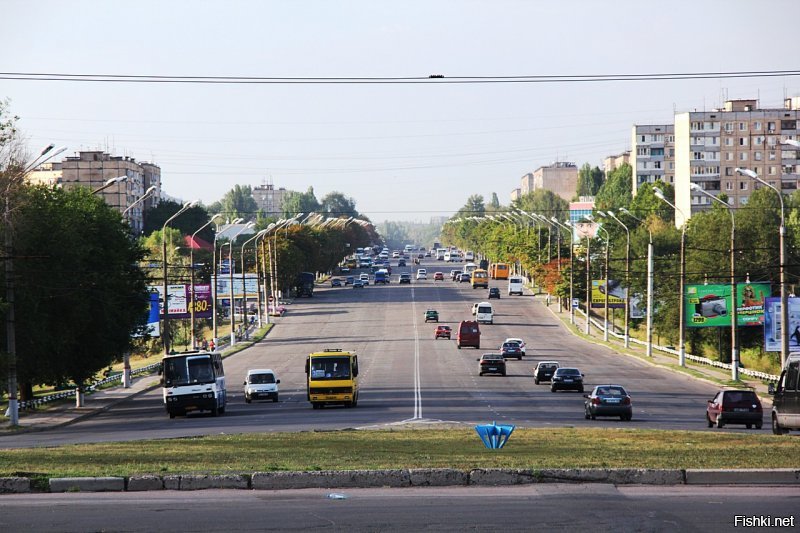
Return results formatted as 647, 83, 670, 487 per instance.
490, 263, 510, 280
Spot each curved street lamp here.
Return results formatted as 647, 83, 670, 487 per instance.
122, 185, 157, 216
225, 221, 255, 346
602, 210, 631, 348
212, 218, 242, 344
188, 214, 222, 349
587, 214, 611, 341
736, 166, 788, 367
92, 175, 127, 195
161, 200, 199, 355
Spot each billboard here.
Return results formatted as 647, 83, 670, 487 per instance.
214, 274, 259, 299
685, 282, 770, 328
148, 284, 213, 319
763, 297, 800, 352
591, 279, 626, 309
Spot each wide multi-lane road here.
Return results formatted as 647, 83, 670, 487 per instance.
1, 258, 730, 448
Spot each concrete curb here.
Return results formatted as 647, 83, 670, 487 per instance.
3, 468, 798, 493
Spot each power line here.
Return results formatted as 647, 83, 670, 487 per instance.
2, 69, 800, 84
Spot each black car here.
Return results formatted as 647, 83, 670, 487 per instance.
398, 259, 406, 267
478, 353, 506, 376
500, 341, 523, 360
551, 367, 584, 392
584, 385, 633, 421
488, 287, 501, 299
533, 361, 559, 384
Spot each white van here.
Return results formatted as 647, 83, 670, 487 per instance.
465, 251, 474, 261
508, 276, 524, 296
475, 301, 494, 324
243, 368, 280, 403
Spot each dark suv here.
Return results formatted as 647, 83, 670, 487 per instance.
551, 367, 584, 392
478, 353, 506, 376
488, 287, 501, 299
769, 356, 800, 434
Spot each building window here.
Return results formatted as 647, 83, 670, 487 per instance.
739, 137, 748, 146
740, 152, 748, 161
725, 152, 734, 161
769, 166, 777, 175
740, 181, 748, 190
769, 150, 777, 160
755, 152, 762, 161
782, 120, 797, 130
693, 152, 703, 160
637, 147, 648, 155
725, 137, 734, 146
654, 161, 661, 169
725, 181, 733, 191
669, 148, 675, 157
754, 136, 764, 145
640, 135, 646, 143
753, 121, 762, 131
768, 121, 777, 132
668, 162, 674, 170
739, 122, 747, 131
725, 167, 734, 176
725, 122, 734, 132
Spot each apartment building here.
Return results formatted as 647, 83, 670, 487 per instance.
519, 162, 578, 201
510, 187, 522, 202
27, 151, 162, 234
631, 125, 674, 195
602, 151, 630, 177
252, 181, 290, 217
674, 99, 800, 226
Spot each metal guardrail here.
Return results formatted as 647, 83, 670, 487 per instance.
18, 361, 162, 410
574, 307, 780, 382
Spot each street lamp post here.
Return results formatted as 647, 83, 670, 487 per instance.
212, 218, 242, 346
585, 232, 591, 336
691, 183, 738, 380
226, 222, 255, 346
588, 214, 611, 341
161, 200, 198, 356
241, 229, 269, 335
552, 218, 575, 324
91, 175, 127, 195
189, 214, 222, 350
654, 188, 687, 367
122, 185, 156, 216
604, 210, 631, 348
737, 166, 788, 367
621, 207, 654, 357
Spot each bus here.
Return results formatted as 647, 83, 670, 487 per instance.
305, 348, 359, 408
463, 262, 478, 275
471, 268, 489, 289
162, 350, 226, 418
436, 248, 447, 260
490, 263, 510, 280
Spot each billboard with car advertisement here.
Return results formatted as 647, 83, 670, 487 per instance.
685, 282, 770, 328
148, 284, 213, 319
590, 279, 626, 309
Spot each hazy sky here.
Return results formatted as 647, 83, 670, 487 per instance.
4, 0, 800, 222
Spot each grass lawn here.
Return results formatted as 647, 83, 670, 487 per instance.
1, 428, 798, 479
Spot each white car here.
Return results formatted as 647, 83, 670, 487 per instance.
359, 273, 370, 285
416, 269, 427, 280
243, 369, 280, 403
504, 337, 526, 356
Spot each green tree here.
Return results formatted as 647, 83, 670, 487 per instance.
595, 163, 632, 210
142, 200, 213, 241
512, 189, 568, 219
320, 191, 358, 217
220, 185, 258, 221
282, 186, 320, 218
10, 186, 149, 395
577, 163, 605, 197
456, 194, 486, 217
490, 192, 501, 209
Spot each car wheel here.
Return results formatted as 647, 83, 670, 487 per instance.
273, 396, 279, 403
502, 371, 506, 376
479, 372, 483, 376
772, 415, 787, 435
534, 378, 539, 385
517, 356, 522, 361
245, 396, 252, 404
578, 387, 584, 393
706, 414, 713, 428
626, 414, 633, 421
590, 414, 596, 420
755, 421, 763, 430
746, 424, 752, 429
550, 387, 556, 393
584, 410, 590, 420
619, 415, 626, 421
211, 405, 219, 417
169, 413, 176, 419
716, 419, 724, 429
457, 344, 462, 349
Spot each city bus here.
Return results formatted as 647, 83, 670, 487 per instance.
161, 350, 226, 418
490, 263, 510, 280
305, 348, 359, 408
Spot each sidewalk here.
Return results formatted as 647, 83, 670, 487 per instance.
537, 294, 775, 404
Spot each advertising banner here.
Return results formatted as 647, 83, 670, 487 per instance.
134, 290, 161, 337
214, 274, 259, 299
590, 279, 626, 309
685, 282, 770, 328
148, 284, 213, 319
629, 292, 645, 319
764, 297, 800, 352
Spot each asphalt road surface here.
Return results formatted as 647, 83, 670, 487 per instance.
0, 258, 745, 448
1, 485, 797, 532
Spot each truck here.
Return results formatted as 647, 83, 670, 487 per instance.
305, 348, 359, 408
294, 272, 315, 297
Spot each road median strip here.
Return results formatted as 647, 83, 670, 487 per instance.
2, 468, 797, 493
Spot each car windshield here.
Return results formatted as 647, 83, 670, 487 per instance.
164, 355, 214, 387
309, 357, 351, 381
477, 306, 491, 313
557, 368, 580, 376
248, 373, 275, 384
595, 386, 626, 397
539, 364, 558, 371
440, 326, 451, 330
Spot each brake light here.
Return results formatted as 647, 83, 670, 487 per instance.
591, 398, 601, 405
622, 397, 631, 405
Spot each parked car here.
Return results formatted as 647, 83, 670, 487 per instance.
424, 309, 439, 322
504, 337, 526, 356
457, 320, 481, 349
399, 273, 412, 284
243, 369, 280, 403
584, 385, 632, 421
352, 280, 365, 288
435, 325, 452, 339
331, 278, 342, 287
707, 389, 763, 429
434, 272, 445, 281
488, 287, 501, 299
416, 269, 427, 280
533, 361, 559, 384
768, 354, 800, 434
551, 367, 584, 392
478, 353, 506, 376
500, 341, 523, 360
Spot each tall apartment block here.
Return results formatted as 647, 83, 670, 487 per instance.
27, 151, 161, 234
603, 151, 630, 178
674, 99, 800, 226
631, 125, 674, 195
252, 180, 289, 217
519, 162, 578, 201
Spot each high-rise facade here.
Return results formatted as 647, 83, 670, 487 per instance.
631, 125, 674, 195
252, 181, 289, 217
519, 162, 578, 201
674, 99, 800, 225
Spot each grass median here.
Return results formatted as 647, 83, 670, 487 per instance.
2, 428, 799, 478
